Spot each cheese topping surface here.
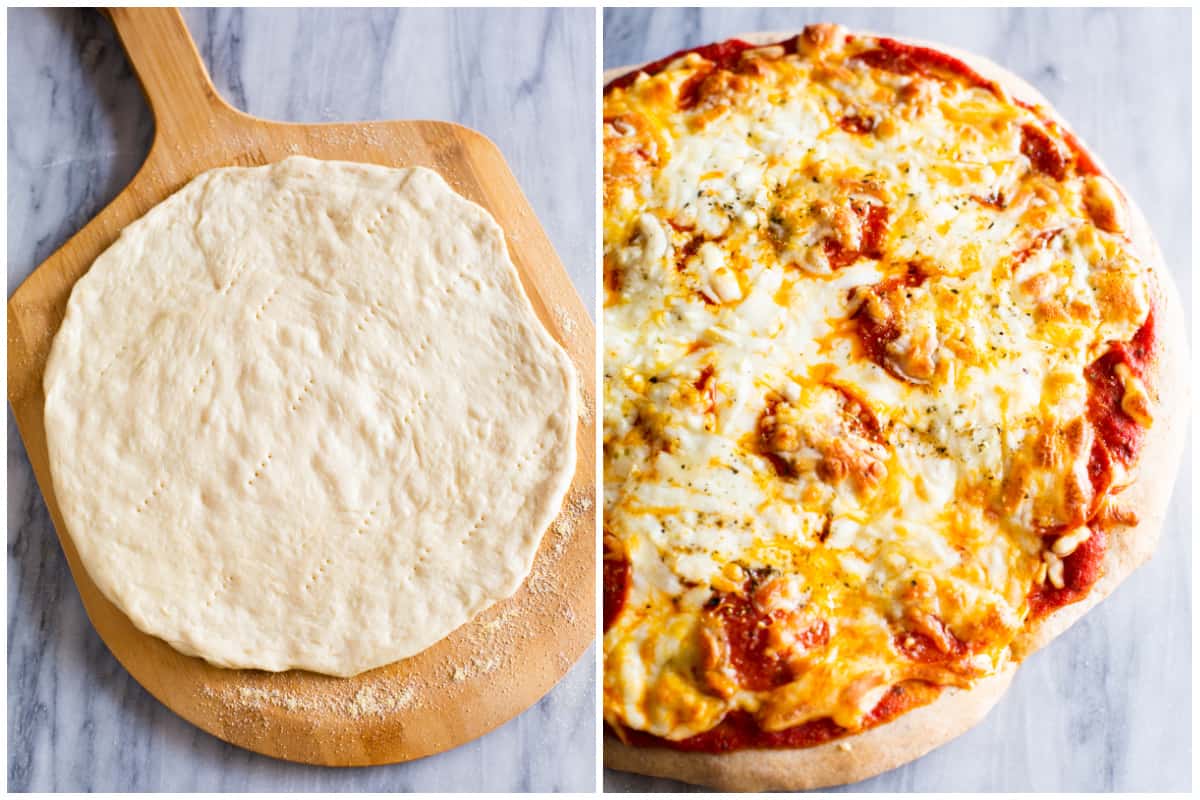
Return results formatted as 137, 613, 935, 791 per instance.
603, 27, 1154, 744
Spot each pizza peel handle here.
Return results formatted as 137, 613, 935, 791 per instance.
104, 7, 242, 148
100, 6, 278, 192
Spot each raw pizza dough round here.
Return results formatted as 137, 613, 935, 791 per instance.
44, 156, 578, 677
602, 30, 1188, 791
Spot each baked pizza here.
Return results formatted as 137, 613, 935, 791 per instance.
602, 25, 1186, 790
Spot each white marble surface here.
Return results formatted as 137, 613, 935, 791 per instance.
8, 8, 595, 792
603, 6, 1191, 793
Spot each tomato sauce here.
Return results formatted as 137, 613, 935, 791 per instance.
615, 682, 940, 752
1011, 228, 1063, 268
824, 204, 889, 269
838, 113, 876, 134
894, 628, 966, 663
676, 65, 716, 110
605, 31, 1100, 186
603, 540, 631, 633
705, 588, 828, 692
1061, 128, 1102, 176
848, 36, 997, 92
1028, 525, 1108, 616
693, 365, 717, 414
851, 262, 927, 379
1031, 310, 1156, 618
674, 235, 703, 271
1020, 123, 1069, 180
1085, 311, 1155, 467
604, 38, 764, 93
1014, 99, 1103, 177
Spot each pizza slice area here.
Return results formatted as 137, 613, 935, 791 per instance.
602, 24, 1160, 751
602, 510, 1018, 744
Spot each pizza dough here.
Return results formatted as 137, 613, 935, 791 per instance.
43, 156, 577, 677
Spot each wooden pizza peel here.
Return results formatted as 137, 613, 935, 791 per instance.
7, 7, 596, 766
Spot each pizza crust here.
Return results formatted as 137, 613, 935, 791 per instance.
603, 29, 1188, 790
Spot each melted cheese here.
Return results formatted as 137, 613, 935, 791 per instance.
604, 27, 1152, 742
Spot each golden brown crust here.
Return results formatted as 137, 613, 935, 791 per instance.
603, 28, 1188, 791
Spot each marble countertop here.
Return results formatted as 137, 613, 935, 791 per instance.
7, 8, 595, 792
604, 6, 1191, 793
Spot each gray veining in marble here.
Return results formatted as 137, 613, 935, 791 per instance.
8, 7, 596, 792
604, 6, 1190, 793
